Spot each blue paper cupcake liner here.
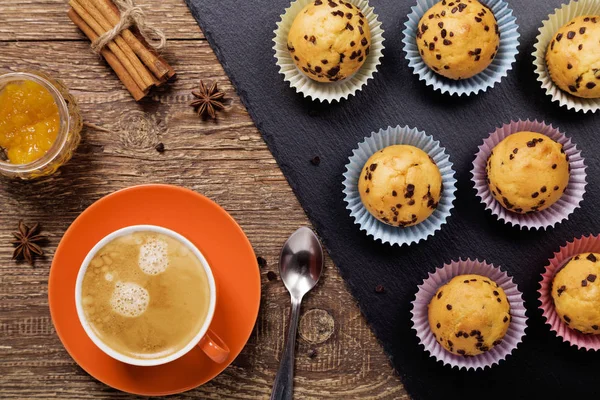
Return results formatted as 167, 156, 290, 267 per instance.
342, 126, 457, 246
402, 0, 520, 96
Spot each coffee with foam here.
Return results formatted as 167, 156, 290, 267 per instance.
81, 231, 210, 360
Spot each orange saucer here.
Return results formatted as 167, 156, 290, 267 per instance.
49, 184, 261, 396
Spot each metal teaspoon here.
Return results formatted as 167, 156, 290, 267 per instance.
270, 227, 324, 400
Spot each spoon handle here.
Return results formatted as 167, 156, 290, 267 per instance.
270, 296, 302, 400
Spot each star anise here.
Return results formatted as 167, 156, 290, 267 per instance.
12, 221, 45, 266
190, 81, 226, 119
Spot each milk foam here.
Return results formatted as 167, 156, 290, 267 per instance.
138, 238, 169, 275
110, 281, 149, 318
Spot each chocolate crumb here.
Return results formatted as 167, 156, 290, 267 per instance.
308, 348, 318, 358
266, 271, 277, 281
155, 142, 165, 153
257, 256, 267, 268
587, 253, 597, 262
375, 284, 385, 293
567, 31, 576, 39
587, 274, 597, 282
503, 316, 509, 323
446, 304, 452, 310
310, 156, 321, 166
582, 279, 588, 287
437, 291, 443, 299
564, 315, 571, 323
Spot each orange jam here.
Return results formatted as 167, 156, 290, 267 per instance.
0, 80, 60, 164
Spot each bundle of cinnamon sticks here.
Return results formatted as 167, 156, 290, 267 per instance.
67, 0, 175, 101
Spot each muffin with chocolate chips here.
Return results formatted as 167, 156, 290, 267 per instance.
552, 253, 600, 334
358, 145, 442, 227
429, 274, 511, 356
546, 16, 600, 99
486, 132, 569, 214
416, 0, 500, 80
287, 0, 371, 82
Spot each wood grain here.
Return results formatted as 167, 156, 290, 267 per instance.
0, 1, 407, 398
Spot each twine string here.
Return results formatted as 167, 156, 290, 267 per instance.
91, 0, 166, 53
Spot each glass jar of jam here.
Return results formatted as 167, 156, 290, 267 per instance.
0, 71, 82, 179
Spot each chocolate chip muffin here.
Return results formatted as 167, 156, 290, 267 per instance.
546, 16, 600, 99
416, 0, 500, 80
429, 274, 511, 356
552, 253, 600, 334
486, 132, 569, 214
287, 0, 371, 82
358, 145, 442, 227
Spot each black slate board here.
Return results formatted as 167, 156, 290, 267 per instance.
185, 0, 600, 398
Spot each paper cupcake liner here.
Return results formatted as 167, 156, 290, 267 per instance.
471, 119, 587, 230
402, 0, 520, 96
342, 126, 456, 246
273, 0, 385, 102
539, 235, 600, 351
533, 0, 600, 113
411, 258, 527, 370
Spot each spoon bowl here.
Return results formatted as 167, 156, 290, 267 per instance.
279, 227, 323, 299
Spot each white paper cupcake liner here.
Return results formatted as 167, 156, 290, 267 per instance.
539, 235, 600, 351
402, 0, 520, 96
342, 126, 456, 246
533, 0, 600, 113
273, 0, 385, 102
411, 258, 527, 370
471, 119, 587, 230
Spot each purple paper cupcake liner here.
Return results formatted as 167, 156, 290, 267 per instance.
538, 235, 600, 351
411, 258, 527, 370
471, 119, 587, 230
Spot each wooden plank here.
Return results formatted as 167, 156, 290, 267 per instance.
0, 5, 407, 399
0, 0, 203, 41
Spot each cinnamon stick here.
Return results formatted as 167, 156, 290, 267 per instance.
91, 0, 170, 80
69, 0, 152, 92
75, 0, 156, 88
68, 8, 146, 101
132, 28, 176, 82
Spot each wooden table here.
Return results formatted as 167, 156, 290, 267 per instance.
0, 1, 407, 398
